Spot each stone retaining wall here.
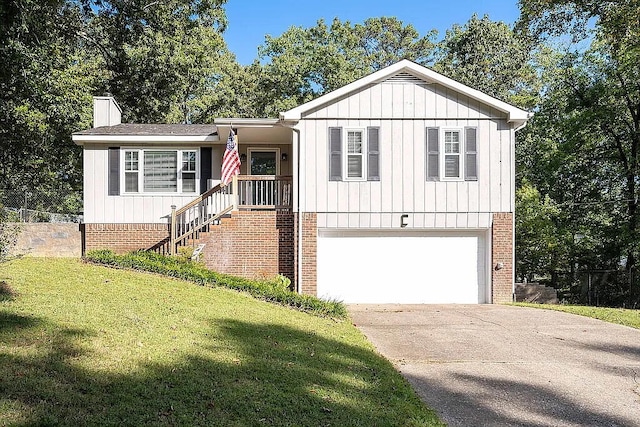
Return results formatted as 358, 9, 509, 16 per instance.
8, 223, 82, 257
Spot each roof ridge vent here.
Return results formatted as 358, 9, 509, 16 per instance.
385, 71, 429, 85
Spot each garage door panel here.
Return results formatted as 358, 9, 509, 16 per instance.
317, 231, 486, 304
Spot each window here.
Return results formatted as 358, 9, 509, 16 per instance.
328, 127, 380, 181
181, 151, 197, 192
144, 151, 177, 192
426, 127, 478, 181
346, 130, 364, 179
122, 149, 198, 194
443, 130, 461, 179
124, 151, 139, 192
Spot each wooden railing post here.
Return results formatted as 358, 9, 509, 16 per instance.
170, 205, 177, 255
232, 175, 239, 210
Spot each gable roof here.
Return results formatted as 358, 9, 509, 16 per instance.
280, 59, 532, 128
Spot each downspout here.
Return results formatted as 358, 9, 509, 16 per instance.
292, 127, 303, 294
511, 114, 531, 300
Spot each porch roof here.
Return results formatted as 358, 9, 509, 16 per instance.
72, 124, 220, 144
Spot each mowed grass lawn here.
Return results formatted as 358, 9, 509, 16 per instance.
0, 258, 442, 426
512, 303, 640, 330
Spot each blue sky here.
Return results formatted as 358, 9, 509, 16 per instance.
223, 0, 522, 65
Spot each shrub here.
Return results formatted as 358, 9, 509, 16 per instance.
85, 250, 347, 319
0, 204, 20, 262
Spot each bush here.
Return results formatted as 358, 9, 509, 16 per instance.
0, 204, 20, 262
85, 250, 347, 319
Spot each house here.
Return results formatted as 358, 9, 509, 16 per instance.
72, 60, 531, 304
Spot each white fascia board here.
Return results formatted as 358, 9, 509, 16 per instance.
280, 59, 532, 124
214, 118, 280, 127
72, 134, 220, 145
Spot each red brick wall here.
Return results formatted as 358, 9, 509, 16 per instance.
201, 211, 295, 281
492, 212, 514, 303
298, 212, 317, 296
84, 223, 170, 254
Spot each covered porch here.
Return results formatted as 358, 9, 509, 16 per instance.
170, 119, 297, 254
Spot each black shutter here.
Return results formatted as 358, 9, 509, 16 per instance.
464, 127, 478, 181
426, 127, 439, 181
329, 127, 342, 181
108, 147, 120, 195
200, 147, 212, 193
367, 127, 380, 181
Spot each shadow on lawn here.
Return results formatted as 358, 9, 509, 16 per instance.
0, 315, 434, 426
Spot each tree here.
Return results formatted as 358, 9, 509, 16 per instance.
518, 0, 640, 276
433, 14, 540, 109
256, 17, 436, 116
78, 0, 232, 123
515, 181, 564, 281
0, 0, 98, 208
0, 0, 237, 211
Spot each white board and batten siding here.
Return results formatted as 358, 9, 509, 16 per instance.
83, 144, 199, 223
297, 80, 515, 230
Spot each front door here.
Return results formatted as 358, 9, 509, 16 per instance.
248, 148, 279, 206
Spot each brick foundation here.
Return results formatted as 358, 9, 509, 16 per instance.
298, 212, 317, 296
201, 211, 295, 281
492, 212, 514, 303
83, 223, 170, 254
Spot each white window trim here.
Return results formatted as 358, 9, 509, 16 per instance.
440, 128, 464, 182
344, 128, 367, 182
247, 147, 280, 176
120, 148, 200, 195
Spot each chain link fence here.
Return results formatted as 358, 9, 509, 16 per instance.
0, 188, 82, 223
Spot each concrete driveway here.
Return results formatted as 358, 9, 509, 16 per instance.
348, 304, 640, 427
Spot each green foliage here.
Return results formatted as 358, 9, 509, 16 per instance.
0, 0, 97, 202
0, 203, 20, 261
0, 0, 234, 203
517, 0, 640, 281
256, 17, 436, 116
434, 14, 540, 109
267, 274, 293, 293
85, 250, 347, 318
515, 181, 564, 281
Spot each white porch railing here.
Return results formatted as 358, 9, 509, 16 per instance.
169, 175, 292, 254
237, 175, 292, 209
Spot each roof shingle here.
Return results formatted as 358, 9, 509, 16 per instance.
74, 123, 218, 137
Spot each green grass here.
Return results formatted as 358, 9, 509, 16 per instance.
0, 258, 443, 426
512, 303, 640, 329
85, 250, 347, 319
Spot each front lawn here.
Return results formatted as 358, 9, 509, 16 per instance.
512, 303, 640, 329
0, 258, 442, 426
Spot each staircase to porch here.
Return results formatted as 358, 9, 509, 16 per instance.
168, 175, 292, 255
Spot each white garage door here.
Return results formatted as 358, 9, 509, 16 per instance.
317, 230, 487, 304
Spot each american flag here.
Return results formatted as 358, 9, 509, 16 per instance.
221, 128, 240, 185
